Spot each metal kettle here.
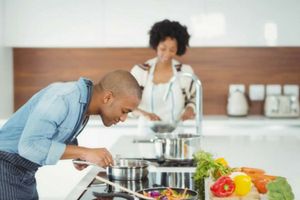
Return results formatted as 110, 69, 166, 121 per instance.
227, 90, 249, 116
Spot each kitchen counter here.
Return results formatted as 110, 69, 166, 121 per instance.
85, 115, 300, 126
68, 134, 300, 199
1, 115, 300, 128
1, 116, 300, 199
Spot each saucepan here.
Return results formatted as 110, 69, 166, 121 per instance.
133, 133, 202, 162
107, 158, 150, 181
154, 133, 201, 161
73, 158, 150, 181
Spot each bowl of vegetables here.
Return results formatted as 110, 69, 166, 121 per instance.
137, 187, 198, 200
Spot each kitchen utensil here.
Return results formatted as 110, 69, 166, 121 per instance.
153, 133, 201, 161
73, 159, 150, 181
107, 159, 149, 180
95, 175, 154, 200
136, 187, 198, 200
72, 159, 95, 166
227, 90, 249, 116
93, 191, 134, 200
149, 121, 178, 133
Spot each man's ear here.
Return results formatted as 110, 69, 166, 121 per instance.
103, 90, 114, 104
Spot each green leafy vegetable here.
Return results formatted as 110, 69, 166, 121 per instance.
193, 150, 232, 198
193, 150, 231, 182
267, 177, 294, 200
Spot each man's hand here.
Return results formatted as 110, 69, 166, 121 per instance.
83, 148, 114, 168
62, 146, 114, 169
73, 162, 88, 171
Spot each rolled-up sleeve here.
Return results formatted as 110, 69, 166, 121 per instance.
18, 94, 69, 166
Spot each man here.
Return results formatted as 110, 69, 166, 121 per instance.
0, 70, 141, 200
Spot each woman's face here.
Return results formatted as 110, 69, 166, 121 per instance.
156, 37, 178, 63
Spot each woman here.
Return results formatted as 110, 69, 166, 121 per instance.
131, 19, 197, 127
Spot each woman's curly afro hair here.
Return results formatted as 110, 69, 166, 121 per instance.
149, 19, 190, 56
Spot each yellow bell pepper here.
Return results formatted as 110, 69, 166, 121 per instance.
234, 174, 252, 196
215, 157, 228, 167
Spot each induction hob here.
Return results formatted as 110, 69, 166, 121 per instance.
78, 171, 195, 200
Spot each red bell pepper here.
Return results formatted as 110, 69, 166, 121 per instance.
210, 176, 235, 197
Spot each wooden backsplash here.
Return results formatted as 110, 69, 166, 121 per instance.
13, 48, 300, 115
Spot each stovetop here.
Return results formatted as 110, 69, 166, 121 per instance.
78, 171, 195, 200
139, 158, 196, 167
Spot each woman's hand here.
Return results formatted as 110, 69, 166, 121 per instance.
181, 106, 195, 121
144, 112, 161, 121
134, 108, 161, 121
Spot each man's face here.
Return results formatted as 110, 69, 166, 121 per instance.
100, 94, 140, 127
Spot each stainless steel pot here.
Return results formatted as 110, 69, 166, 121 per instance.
107, 159, 149, 181
154, 133, 201, 161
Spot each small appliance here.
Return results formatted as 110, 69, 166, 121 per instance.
227, 90, 249, 116
264, 95, 300, 118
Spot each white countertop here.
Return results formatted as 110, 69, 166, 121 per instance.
85, 115, 300, 126
1, 115, 300, 128
1, 116, 300, 199
67, 133, 300, 200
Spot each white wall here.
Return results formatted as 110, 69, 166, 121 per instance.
0, 0, 13, 118
4, 0, 300, 47
1, 0, 300, 117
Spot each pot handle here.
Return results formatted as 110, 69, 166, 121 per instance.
132, 139, 154, 143
93, 192, 134, 200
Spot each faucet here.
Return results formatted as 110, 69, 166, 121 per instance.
163, 72, 203, 135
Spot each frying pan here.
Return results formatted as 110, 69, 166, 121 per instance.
93, 187, 198, 200
136, 187, 198, 200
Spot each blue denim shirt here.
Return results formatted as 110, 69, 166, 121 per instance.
0, 78, 92, 166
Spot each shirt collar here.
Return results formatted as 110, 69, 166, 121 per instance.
77, 77, 93, 103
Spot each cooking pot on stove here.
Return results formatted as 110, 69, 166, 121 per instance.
107, 159, 149, 181
154, 133, 201, 161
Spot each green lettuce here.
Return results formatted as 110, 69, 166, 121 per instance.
267, 177, 294, 200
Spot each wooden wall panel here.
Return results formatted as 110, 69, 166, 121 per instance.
13, 48, 300, 115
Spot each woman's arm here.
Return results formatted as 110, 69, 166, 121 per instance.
180, 64, 197, 120
132, 108, 161, 121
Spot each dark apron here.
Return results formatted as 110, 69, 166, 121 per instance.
0, 151, 40, 200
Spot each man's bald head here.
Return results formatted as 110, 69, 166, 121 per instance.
96, 70, 142, 99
